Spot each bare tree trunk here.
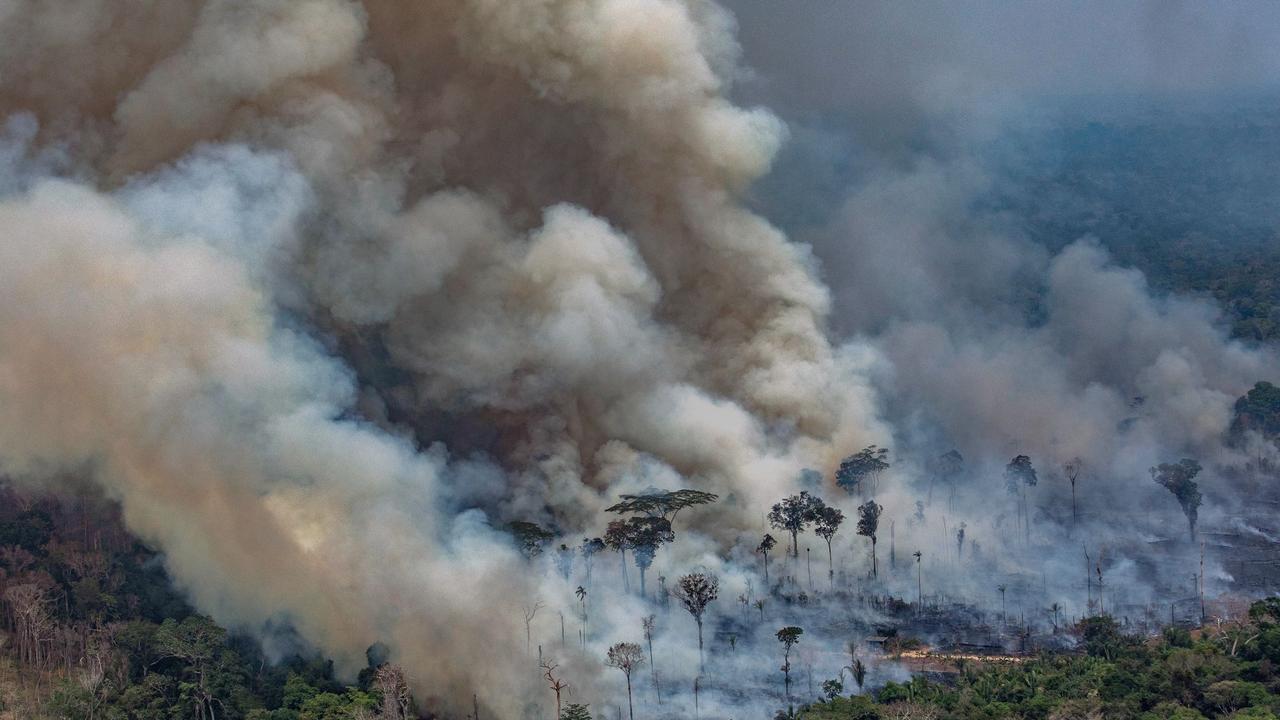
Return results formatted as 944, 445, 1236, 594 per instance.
696, 619, 705, 672
625, 674, 634, 720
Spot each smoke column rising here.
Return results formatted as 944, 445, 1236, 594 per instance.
2, 1, 1279, 716
0, 1, 885, 715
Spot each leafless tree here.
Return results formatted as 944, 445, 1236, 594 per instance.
605, 642, 645, 720
523, 600, 545, 655
5, 583, 53, 669
374, 664, 413, 720
540, 658, 570, 720
641, 614, 660, 704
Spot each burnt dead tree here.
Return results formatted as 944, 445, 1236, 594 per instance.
673, 571, 719, 672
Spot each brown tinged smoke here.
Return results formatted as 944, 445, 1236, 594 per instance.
0, 0, 886, 715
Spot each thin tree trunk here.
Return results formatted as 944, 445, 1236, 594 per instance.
696, 619, 705, 672
626, 675, 634, 720
621, 549, 630, 593
826, 541, 834, 590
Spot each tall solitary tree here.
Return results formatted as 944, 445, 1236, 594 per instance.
605, 642, 645, 720
836, 446, 890, 495
605, 489, 719, 525
641, 614, 660, 704
673, 572, 719, 672
540, 658, 570, 720
813, 504, 845, 587
768, 492, 823, 559
757, 533, 777, 584
913, 550, 923, 609
856, 501, 883, 579
1151, 458, 1204, 541
575, 586, 588, 644
776, 626, 804, 700
1062, 458, 1084, 530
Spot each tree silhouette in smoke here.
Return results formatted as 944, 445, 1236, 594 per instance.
813, 503, 845, 587
769, 491, 823, 559
776, 626, 803, 700
507, 521, 555, 560
856, 501, 882, 579
757, 533, 777, 585
1005, 455, 1038, 542
604, 520, 635, 593
836, 446, 890, 495
929, 449, 965, 507
673, 571, 719, 672
625, 517, 674, 598
605, 642, 644, 720
1151, 459, 1203, 541
605, 489, 719, 521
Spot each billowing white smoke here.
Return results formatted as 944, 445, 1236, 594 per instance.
0, 0, 885, 715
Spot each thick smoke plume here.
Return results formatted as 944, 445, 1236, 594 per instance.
2, 1, 1278, 717
0, 1, 881, 716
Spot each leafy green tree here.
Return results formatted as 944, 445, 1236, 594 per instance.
561, 703, 592, 720
1231, 381, 1280, 439
153, 615, 243, 720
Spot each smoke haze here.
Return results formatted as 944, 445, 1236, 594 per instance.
1, 1, 1278, 717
